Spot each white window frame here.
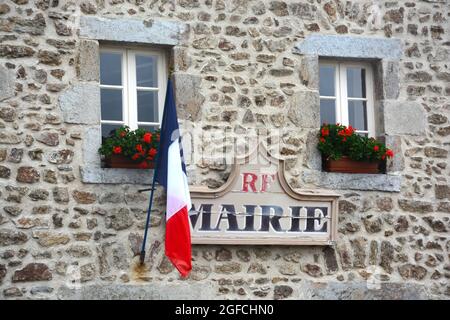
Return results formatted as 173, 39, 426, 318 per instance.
319, 61, 375, 137
99, 46, 167, 132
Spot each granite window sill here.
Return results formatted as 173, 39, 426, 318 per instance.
301, 170, 402, 192
80, 165, 154, 184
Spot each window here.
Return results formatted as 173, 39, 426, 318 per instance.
99, 47, 167, 139
319, 61, 375, 137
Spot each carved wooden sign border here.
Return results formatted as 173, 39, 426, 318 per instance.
188, 146, 340, 245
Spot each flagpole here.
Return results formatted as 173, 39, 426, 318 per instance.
139, 161, 158, 266
139, 120, 165, 265
139, 73, 173, 266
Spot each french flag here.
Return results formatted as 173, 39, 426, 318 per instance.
155, 79, 192, 277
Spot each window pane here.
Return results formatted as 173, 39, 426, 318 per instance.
136, 55, 158, 87
348, 100, 368, 131
347, 67, 366, 98
101, 88, 123, 121
138, 124, 159, 133
320, 99, 336, 125
101, 124, 122, 140
319, 65, 335, 96
100, 52, 122, 85
137, 90, 158, 123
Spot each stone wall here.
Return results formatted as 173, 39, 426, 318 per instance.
0, 0, 449, 300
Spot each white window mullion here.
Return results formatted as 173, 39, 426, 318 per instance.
120, 49, 129, 129
136, 87, 159, 91
99, 84, 124, 90
127, 50, 138, 130
101, 120, 125, 125
365, 66, 375, 137
157, 53, 167, 126
339, 64, 349, 127
333, 63, 341, 125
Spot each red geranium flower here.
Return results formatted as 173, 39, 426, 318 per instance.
320, 137, 326, 143
119, 131, 126, 138
373, 145, 379, 152
132, 153, 140, 161
321, 127, 329, 137
338, 126, 354, 137
381, 155, 386, 160
136, 144, 144, 153
143, 132, 152, 144
345, 126, 354, 135
112, 146, 122, 154
148, 148, 157, 157
385, 149, 394, 158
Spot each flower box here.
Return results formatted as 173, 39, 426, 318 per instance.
104, 154, 154, 169
323, 156, 380, 174
317, 124, 393, 174
99, 126, 159, 170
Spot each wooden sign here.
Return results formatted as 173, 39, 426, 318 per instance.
189, 146, 340, 245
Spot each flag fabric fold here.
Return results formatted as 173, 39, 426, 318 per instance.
155, 79, 192, 277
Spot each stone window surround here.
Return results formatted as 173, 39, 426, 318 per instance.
65, 16, 188, 184
293, 34, 427, 192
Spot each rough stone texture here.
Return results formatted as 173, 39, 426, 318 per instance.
288, 91, 320, 128
59, 84, 100, 125
46, 149, 74, 164
0, 264, 6, 284
53, 187, 69, 204
80, 166, 153, 185
16, 167, 40, 184
0, 229, 28, 246
77, 40, 99, 82
384, 101, 426, 135
0, 166, 11, 179
398, 199, 433, 213
172, 73, 205, 121
323, 247, 339, 274
0, 132, 21, 144
0, 0, 448, 301
72, 191, 96, 204
294, 35, 402, 60
12, 263, 52, 282
302, 171, 402, 192
0, 45, 35, 58
106, 208, 133, 231
385, 135, 404, 172
424, 147, 448, 158
0, 65, 15, 102
398, 264, 427, 280
377, 60, 400, 99
274, 285, 293, 300
33, 231, 70, 247
80, 16, 187, 46
38, 50, 61, 66
36, 132, 59, 147
299, 55, 319, 90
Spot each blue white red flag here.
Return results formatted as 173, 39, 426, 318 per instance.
155, 79, 192, 277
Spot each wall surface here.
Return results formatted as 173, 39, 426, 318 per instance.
0, 0, 449, 300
